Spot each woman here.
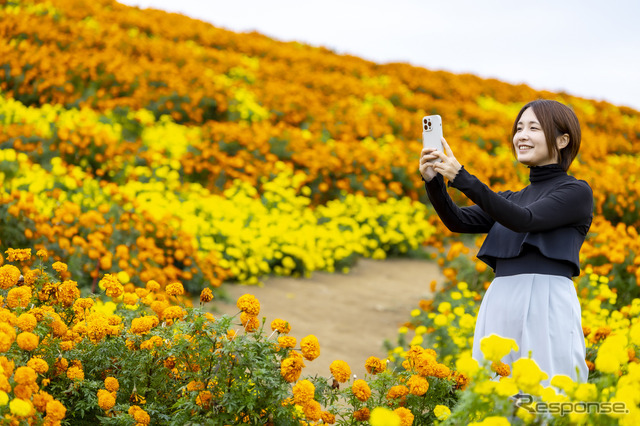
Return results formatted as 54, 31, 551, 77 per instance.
418, 99, 592, 383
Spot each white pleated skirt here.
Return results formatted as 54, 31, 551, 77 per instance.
472, 274, 588, 384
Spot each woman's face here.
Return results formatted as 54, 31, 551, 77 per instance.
513, 108, 558, 167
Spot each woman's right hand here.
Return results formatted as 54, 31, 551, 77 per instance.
419, 148, 439, 182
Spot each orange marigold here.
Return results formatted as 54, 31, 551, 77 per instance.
162, 306, 186, 321
293, 379, 315, 405
277, 335, 296, 349
329, 360, 351, 383
236, 294, 260, 316
386, 385, 409, 400
6, 248, 31, 262
300, 335, 320, 361
66, 366, 84, 381
491, 361, 511, 377
321, 411, 336, 424
394, 407, 415, 426
51, 261, 67, 273
407, 375, 429, 396
0, 265, 21, 289
352, 379, 371, 402
200, 288, 214, 303
271, 318, 291, 334
16, 313, 37, 332
45, 399, 66, 421
16, 332, 39, 351
27, 358, 49, 374
57, 280, 80, 307
6, 286, 32, 309
129, 405, 150, 424
353, 407, 370, 421
14, 366, 37, 385
100, 274, 123, 298
303, 399, 322, 422
166, 282, 184, 297
240, 312, 260, 332
280, 355, 305, 383
97, 389, 115, 411
365, 356, 386, 375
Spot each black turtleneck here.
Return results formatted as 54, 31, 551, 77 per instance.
424, 164, 593, 277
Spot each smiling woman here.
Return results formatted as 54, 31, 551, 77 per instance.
419, 99, 593, 384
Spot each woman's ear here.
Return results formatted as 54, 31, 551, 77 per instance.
557, 133, 570, 150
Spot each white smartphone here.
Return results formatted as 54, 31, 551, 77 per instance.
422, 115, 443, 162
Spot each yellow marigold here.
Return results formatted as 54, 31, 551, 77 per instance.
97, 389, 116, 410
200, 288, 214, 303
6, 248, 31, 262
365, 356, 386, 375
293, 379, 315, 405
491, 361, 511, 377
354, 407, 370, 421
100, 274, 123, 298
66, 366, 84, 381
6, 286, 32, 309
370, 407, 400, 426
36, 249, 48, 259
394, 407, 415, 426
45, 399, 66, 421
352, 379, 371, 401
104, 377, 119, 393
321, 411, 336, 424
166, 282, 184, 297
512, 358, 548, 395
16, 332, 39, 351
280, 355, 305, 383
271, 318, 291, 334
236, 294, 260, 316
86, 312, 111, 343
57, 280, 80, 307
407, 375, 429, 396
51, 261, 67, 273
329, 360, 351, 383
27, 358, 49, 375
14, 366, 37, 385
141, 336, 163, 350
162, 306, 186, 321
480, 334, 519, 363
129, 405, 151, 424
9, 398, 32, 417
433, 405, 451, 421
277, 335, 296, 349
300, 335, 320, 361
0, 265, 21, 289
303, 399, 322, 422
387, 385, 409, 400
16, 313, 37, 332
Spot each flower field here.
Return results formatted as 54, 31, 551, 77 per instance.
0, 0, 639, 424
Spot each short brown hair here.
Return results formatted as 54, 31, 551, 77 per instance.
511, 99, 582, 171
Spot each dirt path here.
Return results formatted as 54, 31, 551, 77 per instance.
209, 258, 443, 380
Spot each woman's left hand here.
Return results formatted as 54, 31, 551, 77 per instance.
433, 137, 463, 181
